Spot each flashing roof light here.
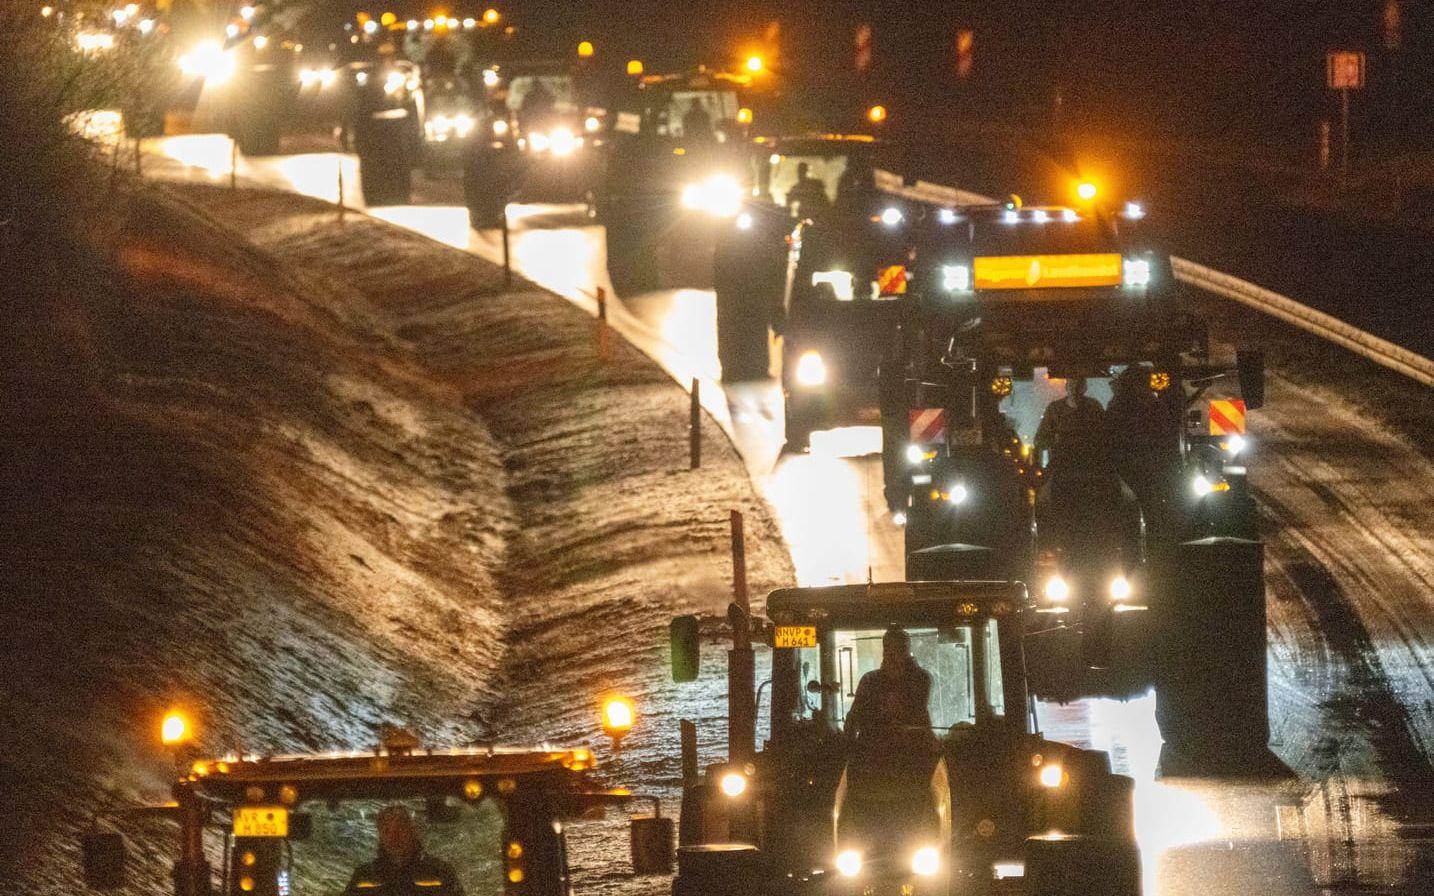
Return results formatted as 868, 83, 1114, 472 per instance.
161, 711, 192, 746
867, 104, 887, 124
736, 107, 753, 124
626, 59, 644, 75
482, 7, 499, 24
577, 39, 594, 57
601, 696, 635, 740
1076, 181, 1098, 202
745, 55, 764, 73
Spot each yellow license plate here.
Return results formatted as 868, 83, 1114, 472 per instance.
233, 806, 288, 838
773, 625, 817, 648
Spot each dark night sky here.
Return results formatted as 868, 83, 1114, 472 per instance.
311, 0, 1434, 149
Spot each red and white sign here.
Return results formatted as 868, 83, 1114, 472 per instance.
909, 408, 949, 445
1327, 51, 1365, 90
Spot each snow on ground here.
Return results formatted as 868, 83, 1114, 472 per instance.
0, 183, 790, 893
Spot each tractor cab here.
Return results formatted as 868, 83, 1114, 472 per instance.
669, 581, 1139, 896
81, 727, 670, 896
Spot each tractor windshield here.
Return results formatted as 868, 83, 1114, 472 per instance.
226, 797, 508, 895
796, 620, 1005, 733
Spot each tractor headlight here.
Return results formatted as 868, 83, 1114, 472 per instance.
879, 206, 903, 227
794, 350, 827, 388
735, 212, 753, 231
1044, 575, 1070, 603
947, 482, 969, 505
178, 40, 235, 84
1223, 434, 1247, 456
719, 771, 747, 798
299, 67, 337, 88
941, 264, 971, 293
680, 174, 743, 217
492, 118, 509, 136
383, 70, 407, 95
911, 845, 940, 877
528, 130, 551, 152
1123, 257, 1152, 288
835, 849, 862, 878
548, 127, 578, 156
1039, 763, 1065, 788
1108, 574, 1132, 602
905, 444, 926, 465
810, 270, 854, 301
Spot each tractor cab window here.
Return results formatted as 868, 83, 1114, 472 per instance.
766, 152, 850, 214
505, 74, 578, 116
652, 89, 740, 139
797, 621, 1006, 731
237, 797, 507, 895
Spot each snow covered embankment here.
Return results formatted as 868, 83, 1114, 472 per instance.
0, 184, 790, 892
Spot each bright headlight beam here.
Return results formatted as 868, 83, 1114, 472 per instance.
1039, 763, 1065, 788
719, 771, 747, 798
879, 206, 903, 226
947, 483, 969, 505
1124, 257, 1152, 288
794, 350, 827, 387
811, 270, 854, 301
941, 264, 970, 292
905, 444, 926, 465
548, 127, 578, 156
1044, 576, 1070, 603
1109, 574, 1132, 602
835, 849, 862, 877
911, 846, 940, 877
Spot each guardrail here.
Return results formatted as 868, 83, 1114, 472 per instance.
1170, 258, 1434, 388
874, 174, 1434, 388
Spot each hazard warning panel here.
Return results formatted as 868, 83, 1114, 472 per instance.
877, 265, 908, 296
1208, 399, 1247, 436
909, 408, 948, 444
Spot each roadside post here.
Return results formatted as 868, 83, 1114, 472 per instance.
133, 137, 141, 176
336, 158, 345, 223
689, 379, 701, 469
501, 207, 512, 289
727, 510, 755, 764
230, 138, 238, 190
1326, 50, 1366, 185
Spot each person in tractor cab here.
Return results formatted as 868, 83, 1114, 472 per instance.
845, 627, 934, 741
1106, 365, 1178, 532
1035, 376, 1121, 545
786, 161, 831, 218
344, 804, 465, 895
681, 97, 714, 140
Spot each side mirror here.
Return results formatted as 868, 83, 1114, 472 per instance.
1236, 350, 1265, 410
670, 615, 700, 683
81, 832, 126, 889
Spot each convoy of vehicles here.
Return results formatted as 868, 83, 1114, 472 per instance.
85, 16, 1289, 896
668, 581, 1141, 896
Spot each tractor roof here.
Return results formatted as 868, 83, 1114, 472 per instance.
183, 746, 616, 803
766, 581, 1028, 627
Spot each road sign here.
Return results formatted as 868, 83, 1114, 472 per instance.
1326, 51, 1365, 90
